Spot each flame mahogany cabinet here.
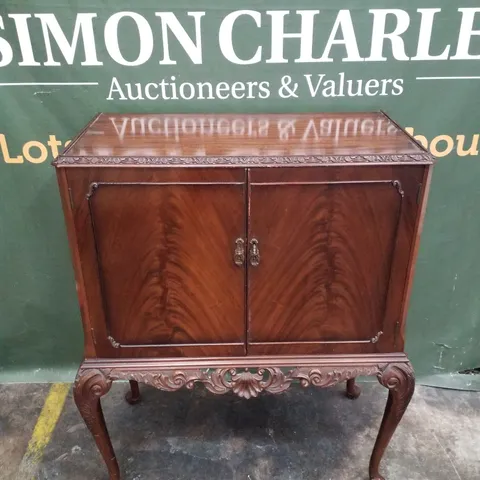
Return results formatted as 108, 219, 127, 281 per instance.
54, 112, 434, 480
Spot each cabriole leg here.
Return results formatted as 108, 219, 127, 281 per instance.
73, 368, 120, 480
369, 363, 415, 480
125, 380, 141, 405
346, 378, 361, 399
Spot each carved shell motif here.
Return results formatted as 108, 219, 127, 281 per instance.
230, 369, 265, 399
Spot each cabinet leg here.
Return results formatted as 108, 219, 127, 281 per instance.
369, 363, 415, 480
74, 369, 120, 480
125, 380, 141, 405
346, 378, 361, 399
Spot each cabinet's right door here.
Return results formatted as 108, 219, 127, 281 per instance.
247, 165, 428, 355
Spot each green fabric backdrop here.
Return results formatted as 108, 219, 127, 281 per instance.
1, 0, 479, 388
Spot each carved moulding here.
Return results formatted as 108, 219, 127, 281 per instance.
53, 153, 434, 167
78, 365, 388, 400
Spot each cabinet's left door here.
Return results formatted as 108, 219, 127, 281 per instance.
63, 168, 247, 358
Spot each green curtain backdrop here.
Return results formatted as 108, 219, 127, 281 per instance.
1, 0, 479, 388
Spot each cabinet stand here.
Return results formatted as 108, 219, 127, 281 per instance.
73, 354, 414, 480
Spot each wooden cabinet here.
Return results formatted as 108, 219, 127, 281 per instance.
54, 112, 434, 480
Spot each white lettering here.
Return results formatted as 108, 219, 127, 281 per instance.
452, 8, 480, 60
155, 12, 204, 65
0, 16, 14, 67
35, 13, 101, 66
105, 12, 153, 66
266, 10, 320, 63
8, 14, 40, 66
219, 10, 262, 65
412, 9, 450, 60
319, 10, 363, 62
145, 83, 159, 100
107, 76, 127, 100
304, 74, 326, 96
366, 9, 410, 61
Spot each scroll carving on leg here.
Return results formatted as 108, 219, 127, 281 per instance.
369, 362, 415, 480
73, 368, 120, 480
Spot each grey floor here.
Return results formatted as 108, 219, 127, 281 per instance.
0, 382, 479, 480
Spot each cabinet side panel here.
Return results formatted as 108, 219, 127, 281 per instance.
396, 165, 434, 349
55, 168, 96, 357
377, 166, 428, 352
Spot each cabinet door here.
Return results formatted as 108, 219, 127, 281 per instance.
68, 168, 246, 357
247, 166, 425, 355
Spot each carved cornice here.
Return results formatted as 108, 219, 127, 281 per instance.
53, 153, 434, 167
85, 365, 387, 399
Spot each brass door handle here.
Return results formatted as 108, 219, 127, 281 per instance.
233, 238, 245, 266
249, 239, 260, 267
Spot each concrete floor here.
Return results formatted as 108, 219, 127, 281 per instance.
0, 382, 479, 480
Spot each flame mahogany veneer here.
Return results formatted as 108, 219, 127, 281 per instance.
54, 111, 434, 480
